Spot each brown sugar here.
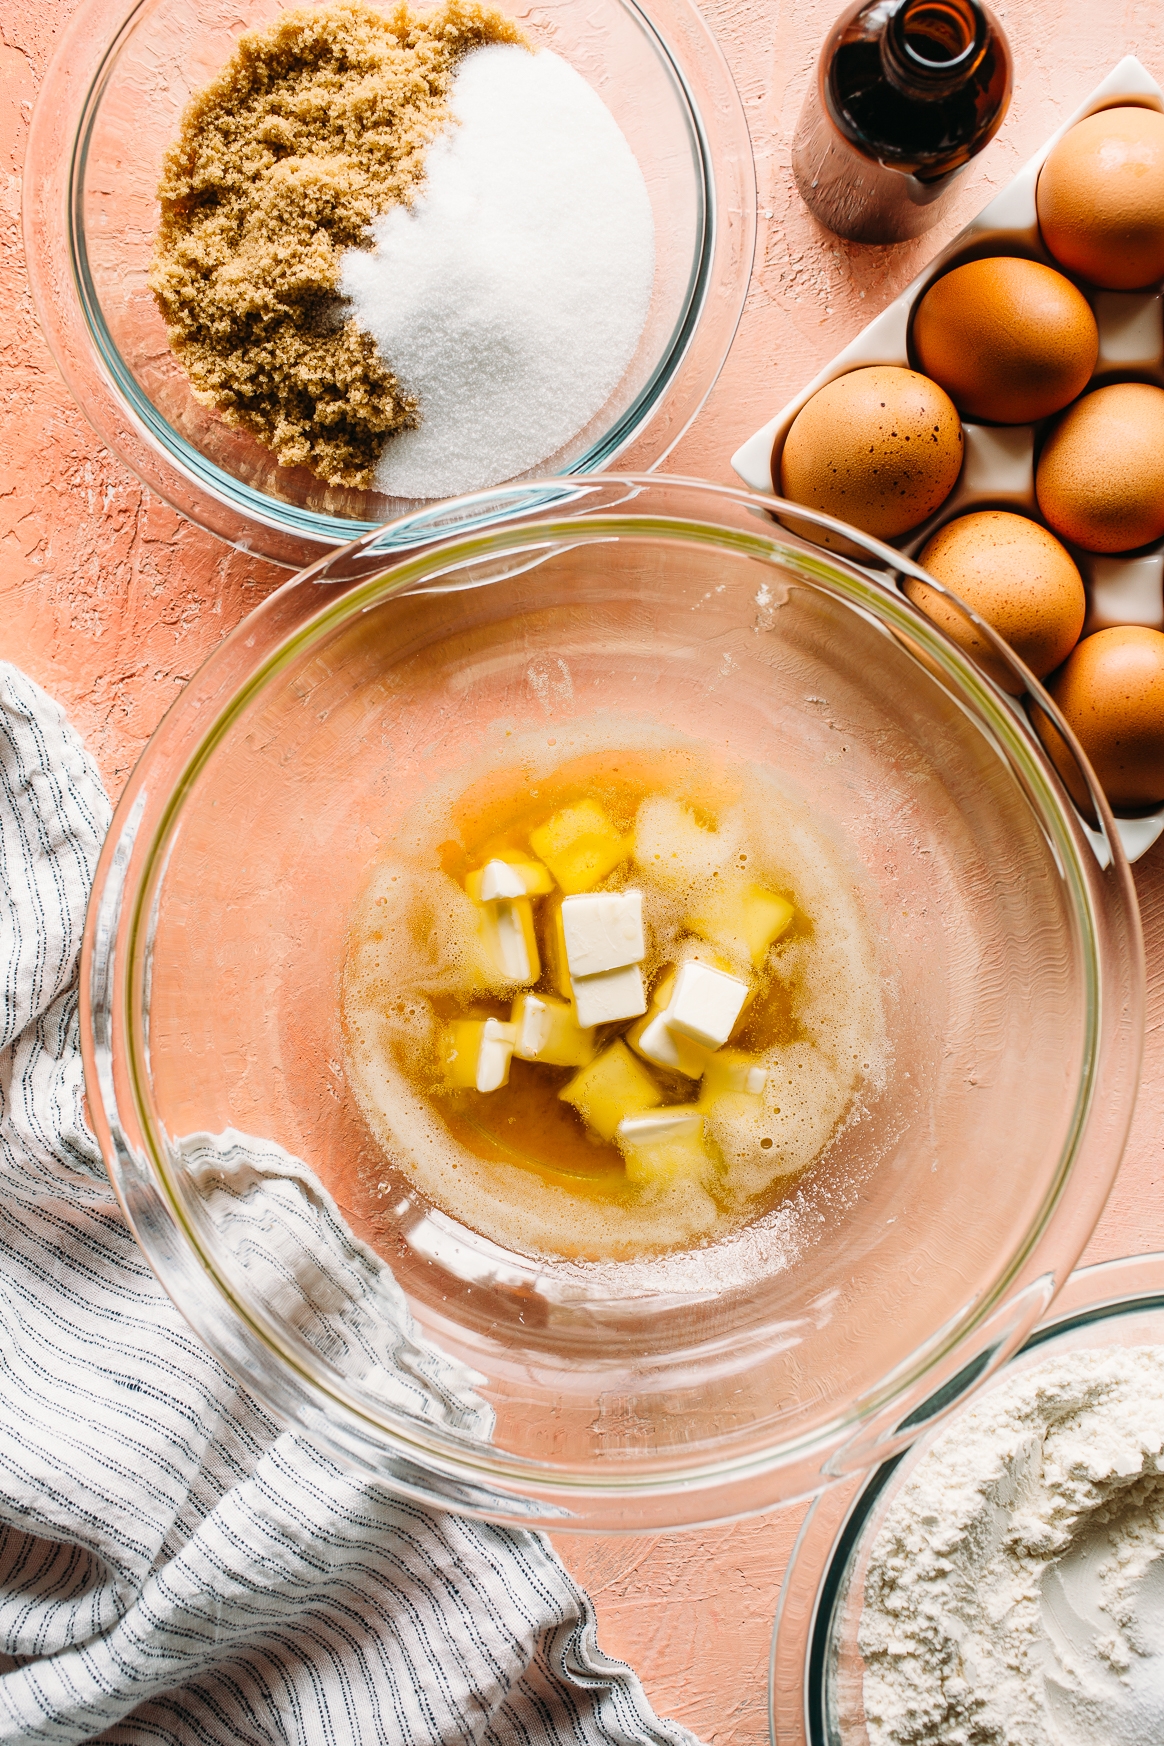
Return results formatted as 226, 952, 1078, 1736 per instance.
149, 0, 526, 488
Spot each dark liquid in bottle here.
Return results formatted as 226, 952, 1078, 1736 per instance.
792, 0, 1012, 244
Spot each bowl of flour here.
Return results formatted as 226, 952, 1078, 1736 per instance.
772, 1253, 1164, 1746
26, 0, 755, 567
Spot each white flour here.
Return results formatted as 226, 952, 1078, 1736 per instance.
860, 1346, 1164, 1746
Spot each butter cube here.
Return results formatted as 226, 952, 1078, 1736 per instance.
529, 801, 630, 894
466, 857, 554, 903
657, 953, 752, 1003
688, 883, 795, 967
444, 1018, 517, 1093
479, 896, 540, 984
616, 1106, 703, 1145
561, 889, 645, 977
652, 969, 676, 1008
628, 1008, 711, 1079
571, 962, 647, 1029
544, 897, 573, 998
699, 1049, 768, 1103
667, 960, 750, 1050
627, 966, 711, 1077
741, 888, 795, 961
617, 1106, 712, 1184
559, 1039, 662, 1142
511, 993, 596, 1067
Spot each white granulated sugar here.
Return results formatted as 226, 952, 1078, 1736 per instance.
341, 44, 655, 499
859, 1346, 1164, 1746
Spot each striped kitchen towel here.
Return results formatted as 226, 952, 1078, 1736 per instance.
0, 664, 699, 1746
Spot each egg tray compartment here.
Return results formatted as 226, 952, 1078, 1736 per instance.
732, 55, 1164, 862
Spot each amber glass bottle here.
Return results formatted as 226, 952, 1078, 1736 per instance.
791, 0, 1012, 244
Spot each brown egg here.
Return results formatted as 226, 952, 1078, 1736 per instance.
778, 366, 963, 551
912, 257, 1098, 424
1036, 626, 1164, 809
907, 512, 1085, 689
1036, 383, 1164, 552
1037, 106, 1164, 290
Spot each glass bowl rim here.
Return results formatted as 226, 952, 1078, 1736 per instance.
769, 1248, 1164, 1746
25, 0, 757, 566
79, 473, 1145, 1527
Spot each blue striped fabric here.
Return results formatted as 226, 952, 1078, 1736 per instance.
179, 1130, 496, 1438
0, 666, 699, 1746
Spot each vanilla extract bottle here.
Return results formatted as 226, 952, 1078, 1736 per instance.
791, 0, 1012, 244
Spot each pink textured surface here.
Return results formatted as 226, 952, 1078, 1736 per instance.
4, 2, 1164, 1740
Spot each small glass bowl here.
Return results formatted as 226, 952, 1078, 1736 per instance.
24, 0, 754, 569
770, 1251, 1164, 1746
80, 476, 1143, 1532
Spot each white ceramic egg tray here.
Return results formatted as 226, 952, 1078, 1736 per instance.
732, 56, 1164, 862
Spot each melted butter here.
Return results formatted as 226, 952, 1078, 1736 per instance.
341, 729, 885, 1261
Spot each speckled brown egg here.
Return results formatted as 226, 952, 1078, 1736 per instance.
912, 257, 1098, 424
1036, 382, 1164, 552
777, 366, 963, 550
1037, 105, 1164, 290
1036, 626, 1164, 809
907, 511, 1085, 689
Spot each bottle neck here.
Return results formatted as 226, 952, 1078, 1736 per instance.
879, 0, 990, 100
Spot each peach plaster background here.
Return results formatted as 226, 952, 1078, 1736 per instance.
3, 0, 1164, 1739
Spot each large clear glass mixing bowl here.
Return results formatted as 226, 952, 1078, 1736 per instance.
81, 476, 1144, 1531
24, 0, 754, 569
